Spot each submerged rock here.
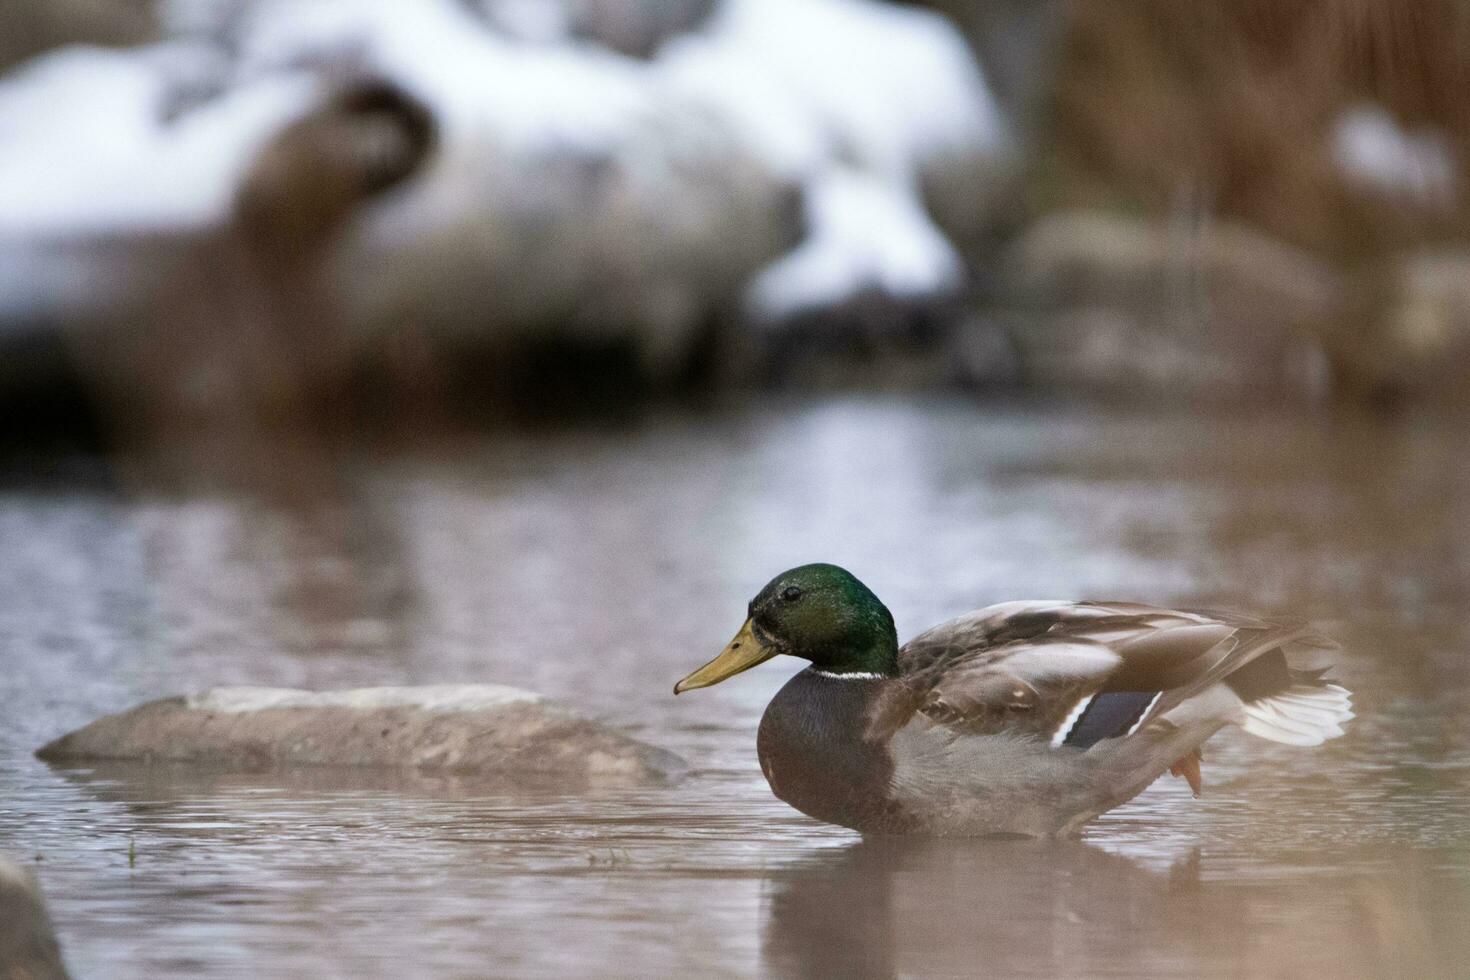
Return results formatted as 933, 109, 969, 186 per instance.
38, 685, 687, 785
0, 855, 70, 980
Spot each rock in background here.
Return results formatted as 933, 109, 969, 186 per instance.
0, 856, 71, 980
1021, 0, 1470, 399
1337, 249, 1470, 398
985, 210, 1340, 399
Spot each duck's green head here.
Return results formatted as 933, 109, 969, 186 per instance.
674, 563, 899, 694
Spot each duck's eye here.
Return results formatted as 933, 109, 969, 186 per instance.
781, 586, 803, 602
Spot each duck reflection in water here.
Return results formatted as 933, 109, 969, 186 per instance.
762, 837, 1224, 979
761, 833, 1469, 979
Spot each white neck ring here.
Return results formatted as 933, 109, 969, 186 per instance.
810, 670, 886, 681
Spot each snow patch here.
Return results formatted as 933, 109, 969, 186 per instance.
0, 42, 318, 237
186, 684, 545, 714
745, 167, 964, 321
1333, 103, 1457, 212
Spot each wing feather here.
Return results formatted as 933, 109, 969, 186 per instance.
894, 600, 1329, 745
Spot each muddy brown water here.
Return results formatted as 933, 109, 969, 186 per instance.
1, 396, 1467, 978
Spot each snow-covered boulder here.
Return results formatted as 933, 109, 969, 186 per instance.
659, 0, 1010, 324
219, 0, 803, 375
744, 167, 964, 324
1, 0, 1013, 387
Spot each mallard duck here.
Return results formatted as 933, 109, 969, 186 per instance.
674, 564, 1353, 837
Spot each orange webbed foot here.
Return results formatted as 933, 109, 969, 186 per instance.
1169, 748, 1203, 797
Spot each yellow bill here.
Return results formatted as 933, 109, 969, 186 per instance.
674, 618, 778, 694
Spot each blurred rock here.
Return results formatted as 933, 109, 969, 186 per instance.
210, 76, 441, 425
899, 0, 1070, 146
38, 685, 688, 785
947, 312, 1022, 388
897, 0, 1053, 254
995, 210, 1342, 398
0, 856, 70, 980
0, 41, 330, 437
235, 78, 434, 263
1342, 250, 1470, 398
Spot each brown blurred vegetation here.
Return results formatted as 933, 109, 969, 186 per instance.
1046, 0, 1470, 259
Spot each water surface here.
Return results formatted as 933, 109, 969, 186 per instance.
2, 397, 1467, 977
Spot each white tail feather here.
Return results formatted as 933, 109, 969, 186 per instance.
1239, 684, 1353, 746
